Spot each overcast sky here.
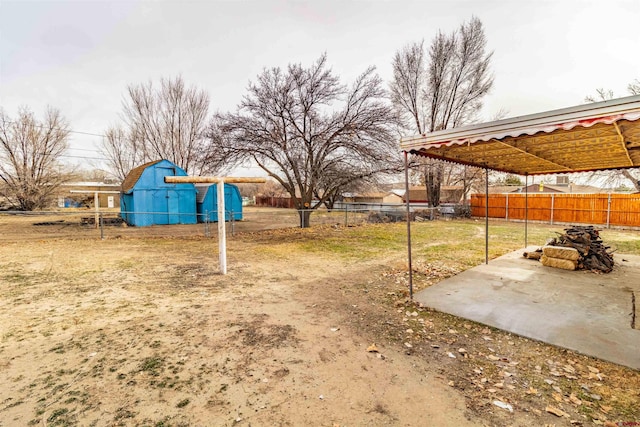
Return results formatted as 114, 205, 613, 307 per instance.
1, 0, 639, 174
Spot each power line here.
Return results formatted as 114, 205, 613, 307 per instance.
65, 129, 107, 138
32, 153, 110, 161
59, 154, 110, 161
3, 120, 108, 138
66, 147, 103, 153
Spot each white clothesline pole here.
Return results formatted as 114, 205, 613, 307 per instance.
164, 176, 266, 275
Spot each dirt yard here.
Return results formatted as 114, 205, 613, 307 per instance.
0, 212, 638, 426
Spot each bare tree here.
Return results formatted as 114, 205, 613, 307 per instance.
103, 76, 212, 178
257, 180, 287, 197
390, 16, 494, 206
584, 80, 640, 191
440, 163, 484, 203
391, 40, 427, 134
101, 126, 143, 182
0, 107, 71, 210
208, 54, 400, 227
584, 88, 615, 103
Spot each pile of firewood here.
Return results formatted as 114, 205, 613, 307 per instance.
524, 225, 615, 273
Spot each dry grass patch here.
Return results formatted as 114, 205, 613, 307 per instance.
0, 216, 638, 426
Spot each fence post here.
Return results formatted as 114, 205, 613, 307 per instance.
505, 193, 509, 221
606, 194, 612, 229
99, 212, 104, 240
345, 204, 348, 227
230, 209, 235, 236
550, 194, 555, 225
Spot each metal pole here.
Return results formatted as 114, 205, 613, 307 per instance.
485, 168, 489, 265
94, 191, 99, 229
345, 204, 348, 227
99, 212, 104, 240
525, 174, 529, 247
404, 151, 413, 300
606, 194, 612, 228
217, 180, 227, 274
550, 194, 555, 225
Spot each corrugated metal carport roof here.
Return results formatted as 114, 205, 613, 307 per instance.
400, 95, 640, 175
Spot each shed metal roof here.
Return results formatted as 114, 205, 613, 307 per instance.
400, 95, 640, 175
120, 160, 162, 193
195, 184, 213, 204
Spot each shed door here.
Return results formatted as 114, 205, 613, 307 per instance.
167, 190, 179, 224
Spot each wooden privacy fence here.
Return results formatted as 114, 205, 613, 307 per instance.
470, 193, 640, 228
255, 196, 297, 209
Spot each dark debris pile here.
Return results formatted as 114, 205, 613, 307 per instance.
548, 225, 615, 273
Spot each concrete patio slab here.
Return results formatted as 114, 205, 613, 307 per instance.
414, 248, 640, 370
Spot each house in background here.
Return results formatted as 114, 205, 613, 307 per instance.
487, 176, 604, 194
343, 192, 397, 204
402, 186, 465, 204
56, 182, 121, 208
120, 160, 197, 227
344, 186, 465, 205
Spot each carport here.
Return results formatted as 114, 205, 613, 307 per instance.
399, 95, 640, 368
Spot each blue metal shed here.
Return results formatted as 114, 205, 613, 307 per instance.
120, 160, 197, 226
195, 183, 243, 223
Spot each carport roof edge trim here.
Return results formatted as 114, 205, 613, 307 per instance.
400, 95, 640, 149
400, 95, 640, 175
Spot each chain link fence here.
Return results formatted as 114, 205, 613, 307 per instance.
0, 204, 470, 242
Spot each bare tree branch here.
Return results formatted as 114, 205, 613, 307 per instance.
101, 126, 143, 182
390, 16, 494, 206
207, 54, 401, 227
584, 88, 615, 103
584, 80, 640, 190
0, 106, 72, 210
102, 76, 213, 178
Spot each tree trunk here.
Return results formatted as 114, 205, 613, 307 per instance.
426, 162, 442, 207
622, 169, 640, 192
298, 209, 312, 228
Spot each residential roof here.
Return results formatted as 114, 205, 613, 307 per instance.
400, 95, 640, 175
513, 184, 563, 193
484, 185, 522, 194
480, 183, 606, 194
62, 182, 121, 187
403, 186, 464, 203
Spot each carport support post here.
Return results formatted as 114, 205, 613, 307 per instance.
404, 151, 413, 300
485, 168, 489, 265
217, 179, 227, 275
525, 174, 529, 248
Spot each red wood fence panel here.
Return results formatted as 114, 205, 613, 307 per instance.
471, 193, 640, 227
255, 196, 296, 209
